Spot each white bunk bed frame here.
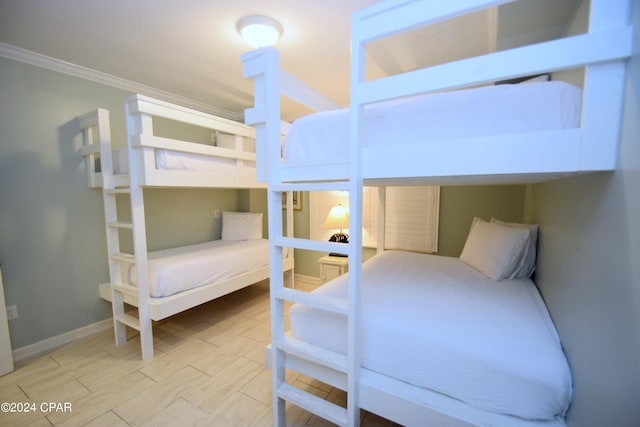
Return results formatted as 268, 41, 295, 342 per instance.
78, 94, 294, 360
241, 0, 633, 426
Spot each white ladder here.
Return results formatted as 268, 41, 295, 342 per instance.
102, 184, 153, 360
242, 48, 364, 426
81, 108, 154, 360
268, 182, 362, 427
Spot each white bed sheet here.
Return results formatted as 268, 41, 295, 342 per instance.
284, 81, 582, 163
126, 239, 269, 298
112, 148, 256, 175
289, 250, 572, 421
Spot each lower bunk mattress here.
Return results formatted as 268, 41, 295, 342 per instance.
289, 250, 573, 421
125, 239, 269, 298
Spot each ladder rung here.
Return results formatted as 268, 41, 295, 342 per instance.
277, 383, 347, 426
275, 288, 348, 315
274, 237, 349, 255
275, 336, 348, 373
115, 313, 141, 330
104, 188, 131, 195
107, 221, 133, 229
273, 182, 349, 192
110, 252, 135, 263
111, 282, 137, 296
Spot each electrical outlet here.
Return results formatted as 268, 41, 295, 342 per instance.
214, 209, 221, 219
6, 305, 17, 320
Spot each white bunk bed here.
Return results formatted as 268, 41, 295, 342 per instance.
241, 0, 633, 426
78, 94, 294, 360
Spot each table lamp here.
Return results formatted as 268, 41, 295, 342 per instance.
323, 204, 349, 256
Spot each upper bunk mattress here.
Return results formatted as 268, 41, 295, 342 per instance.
284, 81, 582, 164
126, 239, 269, 298
289, 250, 573, 421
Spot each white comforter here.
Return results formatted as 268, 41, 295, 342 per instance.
289, 250, 572, 421
126, 239, 269, 298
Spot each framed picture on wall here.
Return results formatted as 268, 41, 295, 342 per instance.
282, 191, 302, 210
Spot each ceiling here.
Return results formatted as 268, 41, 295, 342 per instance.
0, 0, 579, 122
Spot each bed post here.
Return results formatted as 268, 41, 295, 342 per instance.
346, 6, 368, 425
242, 48, 282, 184
126, 104, 154, 360
243, 47, 287, 426
579, 0, 631, 171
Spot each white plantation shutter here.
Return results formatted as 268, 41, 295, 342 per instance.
311, 186, 439, 253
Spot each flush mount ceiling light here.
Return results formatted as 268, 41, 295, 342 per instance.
237, 15, 283, 48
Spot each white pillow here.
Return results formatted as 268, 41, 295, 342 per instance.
221, 211, 263, 241
491, 218, 538, 279
459, 217, 530, 281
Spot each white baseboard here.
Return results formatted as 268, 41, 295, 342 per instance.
12, 318, 113, 364
12, 275, 318, 364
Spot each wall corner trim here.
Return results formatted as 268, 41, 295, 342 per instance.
0, 42, 244, 122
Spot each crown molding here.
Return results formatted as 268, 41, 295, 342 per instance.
0, 43, 244, 122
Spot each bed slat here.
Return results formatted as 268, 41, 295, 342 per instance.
107, 221, 133, 230
275, 288, 348, 315
114, 313, 141, 330
127, 94, 255, 139
275, 237, 350, 256
280, 70, 342, 112
275, 336, 348, 373
358, 26, 633, 105
132, 134, 257, 162
277, 383, 348, 426
109, 252, 135, 263
111, 282, 137, 297
356, 0, 512, 44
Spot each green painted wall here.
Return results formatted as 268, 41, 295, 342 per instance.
437, 185, 526, 257
291, 185, 526, 277
523, 1, 640, 423
0, 57, 248, 348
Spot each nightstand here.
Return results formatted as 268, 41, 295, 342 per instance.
319, 255, 349, 284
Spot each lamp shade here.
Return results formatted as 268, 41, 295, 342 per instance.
323, 205, 349, 230
237, 15, 283, 48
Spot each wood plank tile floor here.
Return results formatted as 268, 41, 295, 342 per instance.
0, 279, 400, 426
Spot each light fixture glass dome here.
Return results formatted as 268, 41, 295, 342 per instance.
237, 15, 283, 48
